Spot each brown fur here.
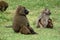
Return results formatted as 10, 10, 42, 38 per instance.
46, 18, 53, 28
36, 8, 53, 28
0, 1, 8, 12
12, 5, 36, 34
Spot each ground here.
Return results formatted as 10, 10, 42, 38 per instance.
0, 0, 60, 40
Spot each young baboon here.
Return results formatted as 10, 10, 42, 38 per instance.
13, 5, 36, 34
46, 18, 53, 28
36, 8, 53, 28
0, 1, 8, 12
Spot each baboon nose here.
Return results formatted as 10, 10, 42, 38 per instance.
25, 10, 29, 14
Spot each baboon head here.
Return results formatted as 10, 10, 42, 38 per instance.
42, 8, 51, 15
0, 1, 8, 12
16, 5, 29, 15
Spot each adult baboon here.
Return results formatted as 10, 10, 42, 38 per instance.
13, 5, 36, 34
36, 8, 53, 28
0, 1, 8, 12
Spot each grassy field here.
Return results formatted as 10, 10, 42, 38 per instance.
0, 0, 60, 40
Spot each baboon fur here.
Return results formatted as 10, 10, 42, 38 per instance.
46, 18, 53, 28
13, 5, 36, 34
0, 1, 8, 12
36, 8, 53, 28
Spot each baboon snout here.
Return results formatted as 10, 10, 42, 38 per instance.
24, 9, 29, 14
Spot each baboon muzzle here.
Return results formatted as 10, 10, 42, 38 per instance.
24, 9, 29, 14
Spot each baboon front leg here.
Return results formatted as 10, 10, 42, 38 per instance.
27, 23, 36, 34
27, 27, 37, 34
13, 26, 20, 33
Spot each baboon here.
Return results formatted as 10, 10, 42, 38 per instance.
46, 18, 53, 28
36, 8, 53, 28
0, 1, 8, 12
13, 5, 36, 34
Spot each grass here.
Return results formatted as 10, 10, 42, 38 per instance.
0, 0, 60, 40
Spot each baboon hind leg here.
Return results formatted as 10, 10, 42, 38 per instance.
37, 19, 43, 28
36, 19, 41, 28
37, 23, 40, 28
20, 26, 31, 34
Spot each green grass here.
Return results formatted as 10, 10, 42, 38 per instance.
0, 0, 60, 40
